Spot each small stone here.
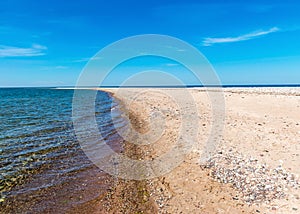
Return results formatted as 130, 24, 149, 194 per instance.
292, 208, 298, 211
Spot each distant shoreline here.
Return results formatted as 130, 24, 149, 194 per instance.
0, 84, 300, 89
54, 84, 300, 89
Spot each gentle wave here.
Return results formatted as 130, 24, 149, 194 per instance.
0, 88, 125, 212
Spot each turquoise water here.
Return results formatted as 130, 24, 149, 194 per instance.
0, 88, 125, 212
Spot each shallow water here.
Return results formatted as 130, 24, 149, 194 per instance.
0, 88, 125, 212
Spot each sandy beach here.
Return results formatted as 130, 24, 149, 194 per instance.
88, 87, 300, 214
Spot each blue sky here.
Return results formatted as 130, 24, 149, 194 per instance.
0, 0, 300, 86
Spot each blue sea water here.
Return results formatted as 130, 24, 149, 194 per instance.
0, 88, 125, 213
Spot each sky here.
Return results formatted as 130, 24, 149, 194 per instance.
0, 0, 300, 86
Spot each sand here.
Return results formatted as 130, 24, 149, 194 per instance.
86, 87, 300, 213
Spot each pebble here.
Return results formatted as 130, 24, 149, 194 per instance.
203, 149, 300, 205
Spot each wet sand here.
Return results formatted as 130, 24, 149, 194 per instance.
98, 87, 300, 214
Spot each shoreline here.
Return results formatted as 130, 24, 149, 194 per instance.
69, 91, 158, 213
104, 91, 158, 213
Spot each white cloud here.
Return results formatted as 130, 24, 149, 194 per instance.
0, 44, 47, 57
165, 45, 187, 52
165, 63, 178, 67
39, 65, 69, 71
54, 66, 68, 69
73, 56, 103, 63
203, 27, 280, 46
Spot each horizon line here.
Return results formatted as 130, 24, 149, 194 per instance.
1, 84, 300, 89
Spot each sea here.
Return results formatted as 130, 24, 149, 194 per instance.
0, 88, 125, 213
